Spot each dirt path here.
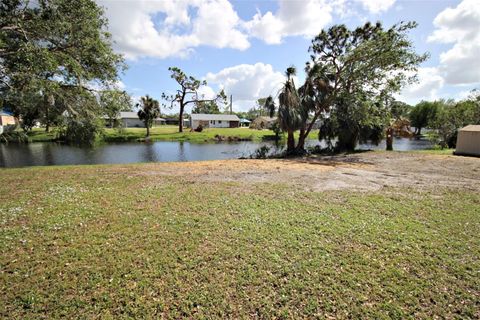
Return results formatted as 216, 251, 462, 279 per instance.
121, 151, 479, 192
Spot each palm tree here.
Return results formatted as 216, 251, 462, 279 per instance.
137, 95, 160, 137
263, 96, 276, 118
278, 67, 303, 153
294, 63, 334, 151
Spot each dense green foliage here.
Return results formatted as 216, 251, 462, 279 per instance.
320, 95, 389, 150
390, 100, 412, 120
310, 22, 427, 152
137, 95, 160, 137
191, 100, 221, 114
56, 88, 105, 145
403, 91, 480, 148
409, 100, 441, 135
100, 90, 132, 127
59, 117, 104, 145
429, 95, 480, 148
264, 22, 426, 153
0, 0, 124, 142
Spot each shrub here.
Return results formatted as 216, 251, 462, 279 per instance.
0, 125, 28, 143
251, 145, 271, 159
430, 99, 479, 148
59, 117, 104, 146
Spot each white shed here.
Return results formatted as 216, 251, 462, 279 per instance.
190, 114, 240, 129
455, 125, 480, 157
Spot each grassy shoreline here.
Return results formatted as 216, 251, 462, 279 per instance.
23, 126, 321, 144
25, 126, 283, 143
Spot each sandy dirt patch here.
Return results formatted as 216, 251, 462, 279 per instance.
111, 151, 479, 192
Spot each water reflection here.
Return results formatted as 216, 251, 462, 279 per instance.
142, 142, 158, 163
177, 142, 186, 162
0, 137, 432, 168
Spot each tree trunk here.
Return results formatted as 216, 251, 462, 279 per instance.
45, 104, 50, 132
386, 127, 393, 151
146, 124, 150, 137
178, 104, 184, 133
337, 130, 357, 152
45, 94, 55, 132
287, 130, 295, 154
296, 129, 307, 152
295, 111, 322, 152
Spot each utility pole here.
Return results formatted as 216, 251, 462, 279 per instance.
230, 95, 233, 114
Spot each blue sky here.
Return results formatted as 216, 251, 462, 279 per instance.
96, 0, 480, 112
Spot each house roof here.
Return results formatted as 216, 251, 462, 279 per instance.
190, 113, 240, 121
119, 112, 164, 121
120, 112, 139, 119
0, 110, 13, 116
239, 118, 251, 123
459, 125, 480, 132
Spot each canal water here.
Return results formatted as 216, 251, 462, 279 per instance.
0, 137, 433, 167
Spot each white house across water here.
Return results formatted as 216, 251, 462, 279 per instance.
190, 114, 240, 129
105, 112, 166, 128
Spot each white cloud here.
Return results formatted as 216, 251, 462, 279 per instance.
244, 0, 334, 44
428, 0, 480, 85
355, 0, 396, 14
97, 0, 399, 59
205, 63, 286, 111
97, 0, 248, 59
192, 0, 249, 50
196, 85, 216, 100
396, 67, 444, 105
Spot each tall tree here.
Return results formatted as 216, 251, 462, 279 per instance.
430, 97, 480, 148
409, 100, 441, 135
263, 96, 276, 118
162, 67, 226, 133
100, 90, 132, 127
58, 86, 104, 145
390, 100, 412, 120
1, 0, 125, 139
289, 22, 427, 152
319, 93, 389, 151
137, 95, 160, 138
277, 67, 304, 152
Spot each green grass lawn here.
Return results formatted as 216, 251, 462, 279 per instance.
0, 163, 478, 318
25, 126, 282, 143
25, 126, 318, 143
24, 128, 58, 142
415, 148, 456, 155
103, 126, 280, 143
